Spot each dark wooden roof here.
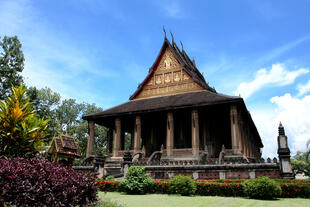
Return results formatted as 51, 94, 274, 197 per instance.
129, 38, 215, 100
48, 135, 81, 158
83, 90, 241, 119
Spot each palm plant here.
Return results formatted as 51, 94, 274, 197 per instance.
0, 84, 49, 157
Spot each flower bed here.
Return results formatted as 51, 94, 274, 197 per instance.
96, 178, 310, 198
97, 180, 120, 192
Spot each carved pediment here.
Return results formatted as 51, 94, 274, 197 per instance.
135, 47, 203, 99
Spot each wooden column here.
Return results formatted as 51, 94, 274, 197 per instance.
113, 117, 121, 157
166, 112, 174, 156
192, 109, 199, 156
239, 117, 244, 155
86, 121, 95, 157
246, 138, 250, 157
230, 105, 241, 154
107, 128, 113, 154
133, 116, 141, 154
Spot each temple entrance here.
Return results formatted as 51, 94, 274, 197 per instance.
141, 112, 167, 157
174, 109, 192, 149
199, 105, 232, 157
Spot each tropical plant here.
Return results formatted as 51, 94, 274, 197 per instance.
0, 84, 49, 157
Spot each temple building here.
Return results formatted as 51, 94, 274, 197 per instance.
83, 35, 263, 165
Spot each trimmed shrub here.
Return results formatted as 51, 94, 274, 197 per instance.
120, 166, 154, 194
0, 157, 98, 206
243, 176, 282, 199
169, 175, 196, 196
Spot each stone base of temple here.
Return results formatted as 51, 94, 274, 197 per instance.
103, 158, 123, 177
145, 163, 281, 179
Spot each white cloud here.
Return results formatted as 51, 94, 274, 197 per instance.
297, 80, 310, 97
156, 0, 183, 18
258, 34, 310, 62
235, 64, 308, 99
252, 93, 310, 158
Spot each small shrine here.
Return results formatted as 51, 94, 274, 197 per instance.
48, 135, 81, 165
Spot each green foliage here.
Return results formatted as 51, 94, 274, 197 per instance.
121, 166, 154, 194
291, 150, 310, 177
0, 85, 49, 157
243, 176, 282, 199
168, 175, 197, 196
26, 86, 108, 157
27, 86, 61, 143
0, 36, 24, 100
106, 175, 115, 181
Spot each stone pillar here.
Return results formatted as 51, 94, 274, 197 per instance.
277, 123, 294, 179
113, 117, 121, 157
192, 109, 200, 156
86, 121, 95, 157
230, 105, 240, 154
166, 112, 174, 156
133, 116, 141, 154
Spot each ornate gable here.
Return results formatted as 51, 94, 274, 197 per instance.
134, 45, 204, 100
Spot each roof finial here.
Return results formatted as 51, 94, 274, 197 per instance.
170, 31, 174, 44
180, 41, 184, 52
192, 57, 196, 67
163, 26, 167, 39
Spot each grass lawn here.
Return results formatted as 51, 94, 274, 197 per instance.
98, 192, 310, 207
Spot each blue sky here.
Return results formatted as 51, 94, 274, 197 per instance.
1, 0, 310, 158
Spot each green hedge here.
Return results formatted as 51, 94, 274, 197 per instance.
97, 178, 310, 198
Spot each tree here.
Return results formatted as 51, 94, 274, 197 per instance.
0, 85, 49, 157
0, 36, 25, 100
27, 86, 61, 143
291, 142, 310, 177
56, 99, 84, 135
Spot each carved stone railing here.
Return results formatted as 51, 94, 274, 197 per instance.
132, 156, 278, 166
